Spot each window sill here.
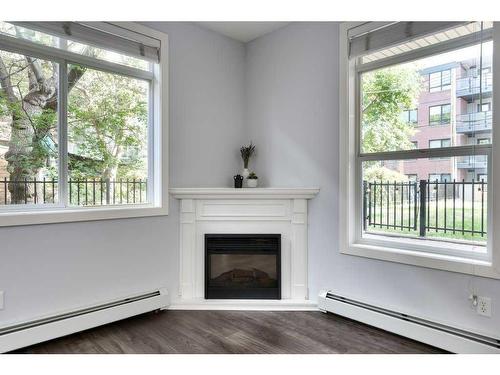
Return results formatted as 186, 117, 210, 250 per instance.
342, 237, 500, 279
0, 204, 168, 227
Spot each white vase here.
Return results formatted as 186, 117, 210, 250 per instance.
242, 168, 250, 179
247, 179, 258, 188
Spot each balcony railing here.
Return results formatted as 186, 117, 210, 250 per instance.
456, 111, 492, 134
363, 179, 487, 240
0, 178, 147, 206
456, 73, 493, 98
457, 155, 488, 169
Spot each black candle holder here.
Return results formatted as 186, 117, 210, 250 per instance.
234, 174, 243, 188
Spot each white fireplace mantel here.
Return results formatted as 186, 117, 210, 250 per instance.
170, 187, 319, 310
170, 187, 320, 200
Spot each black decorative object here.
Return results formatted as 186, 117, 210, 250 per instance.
205, 234, 281, 299
234, 174, 243, 188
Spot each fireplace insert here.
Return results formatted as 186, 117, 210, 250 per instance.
205, 234, 281, 299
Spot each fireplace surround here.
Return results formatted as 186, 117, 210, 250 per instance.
170, 188, 319, 308
205, 234, 281, 299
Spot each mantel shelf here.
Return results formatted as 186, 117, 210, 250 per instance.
169, 187, 320, 200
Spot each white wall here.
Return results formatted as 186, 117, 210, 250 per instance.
0, 22, 246, 327
3, 20, 499, 341
245, 22, 500, 337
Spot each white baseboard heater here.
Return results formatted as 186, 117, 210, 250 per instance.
318, 290, 500, 354
0, 289, 169, 353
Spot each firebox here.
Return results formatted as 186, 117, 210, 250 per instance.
205, 234, 281, 299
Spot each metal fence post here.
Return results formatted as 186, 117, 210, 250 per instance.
363, 180, 367, 231
419, 180, 427, 237
413, 181, 418, 231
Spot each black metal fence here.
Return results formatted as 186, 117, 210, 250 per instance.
0, 178, 148, 206
363, 179, 487, 238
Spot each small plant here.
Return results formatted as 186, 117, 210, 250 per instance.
248, 172, 258, 179
240, 142, 256, 169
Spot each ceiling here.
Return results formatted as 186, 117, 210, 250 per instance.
197, 22, 289, 43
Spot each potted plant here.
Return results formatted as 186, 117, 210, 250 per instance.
240, 142, 256, 179
247, 172, 258, 188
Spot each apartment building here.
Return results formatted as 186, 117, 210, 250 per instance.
401, 58, 492, 183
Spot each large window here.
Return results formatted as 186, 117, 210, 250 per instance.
0, 22, 168, 225
340, 22, 499, 278
429, 104, 451, 125
429, 69, 451, 92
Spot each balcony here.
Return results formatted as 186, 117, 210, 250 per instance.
456, 73, 492, 99
457, 155, 487, 169
456, 111, 492, 134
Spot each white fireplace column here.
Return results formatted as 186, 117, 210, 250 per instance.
171, 188, 319, 304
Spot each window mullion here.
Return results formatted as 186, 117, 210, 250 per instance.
359, 144, 492, 162
58, 62, 69, 207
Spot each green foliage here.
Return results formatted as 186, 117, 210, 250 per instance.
67, 65, 148, 180
361, 66, 422, 154
240, 142, 256, 168
248, 172, 258, 179
363, 162, 408, 182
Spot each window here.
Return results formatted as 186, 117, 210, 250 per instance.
429, 104, 451, 125
429, 139, 451, 159
478, 138, 491, 145
404, 142, 418, 162
0, 22, 168, 225
429, 69, 452, 92
340, 21, 498, 278
401, 109, 418, 124
429, 139, 451, 149
429, 173, 451, 182
478, 102, 491, 112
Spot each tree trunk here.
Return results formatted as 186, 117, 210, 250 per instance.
102, 145, 122, 204
4, 101, 47, 204
102, 165, 118, 204
1, 53, 85, 204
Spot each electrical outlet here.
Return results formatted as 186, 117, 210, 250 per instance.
0, 291, 4, 310
476, 296, 491, 317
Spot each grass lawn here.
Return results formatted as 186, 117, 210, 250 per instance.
366, 199, 487, 243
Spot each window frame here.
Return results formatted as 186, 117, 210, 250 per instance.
429, 173, 452, 182
0, 22, 169, 226
429, 103, 451, 125
339, 22, 500, 279
429, 138, 452, 159
401, 108, 418, 124
429, 138, 451, 148
478, 102, 491, 112
429, 69, 452, 92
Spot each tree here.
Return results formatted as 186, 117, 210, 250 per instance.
67, 67, 148, 184
0, 26, 147, 204
0, 49, 86, 203
361, 66, 422, 154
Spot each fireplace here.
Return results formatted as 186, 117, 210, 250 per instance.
205, 234, 281, 299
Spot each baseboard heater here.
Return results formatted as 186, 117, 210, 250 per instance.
0, 289, 169, 353
318, 290, 500, 354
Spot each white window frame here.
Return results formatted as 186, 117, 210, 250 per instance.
339, 22, 500, 279
0, 22, 169, 226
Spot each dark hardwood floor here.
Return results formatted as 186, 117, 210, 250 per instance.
14, 310, 446, 354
